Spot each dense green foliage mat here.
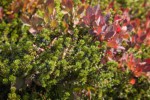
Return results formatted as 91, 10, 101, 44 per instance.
0, 0, 150, 99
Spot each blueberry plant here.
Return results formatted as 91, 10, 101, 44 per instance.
0, 0, 150, 99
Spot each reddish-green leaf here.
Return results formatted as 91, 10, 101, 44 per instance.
0, 7, 3, 20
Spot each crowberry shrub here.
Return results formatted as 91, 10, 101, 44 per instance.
0, 0, 150, 99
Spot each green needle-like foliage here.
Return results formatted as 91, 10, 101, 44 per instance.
0, 0, 150, 99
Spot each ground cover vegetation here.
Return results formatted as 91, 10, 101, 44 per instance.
0, 0, 150, 99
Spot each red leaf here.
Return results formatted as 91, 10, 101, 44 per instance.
90, 15, 95, 23
127, 54, 136, 71
129, 78, 136, 85
142, 65, 150, 72
116, 25, 121, 33
93, 5, 100, 16
144, 58, 150, 64
81, 0, 85, 3
86, 6, 93, 18
108, 1, 114, 9
131, 18, 140, 28
137, 29, 143, 37
134, 66, 143, 77
95, 16, 101, 26
0, 7, 3, 20
93, 26, 101, 36
77, 6, 85, 15
20, 15, 31, 26
140, 58, 150, 72
140, 34, 146, 42
46, 0, 54, 14
46, 0, 54, 5
117, 46, 125, 50
104, 25, 116, 39
104, 13, 111, 23
106, 50, 113, 60
114, 15, 122, 22
107, 40, 118, 48
105, 31, 115, 39
121, 33, 129, 39
31, 15, 43, 25
86, 89, 91, 100
62, 0, 73, 10
83, 16, 90, 25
